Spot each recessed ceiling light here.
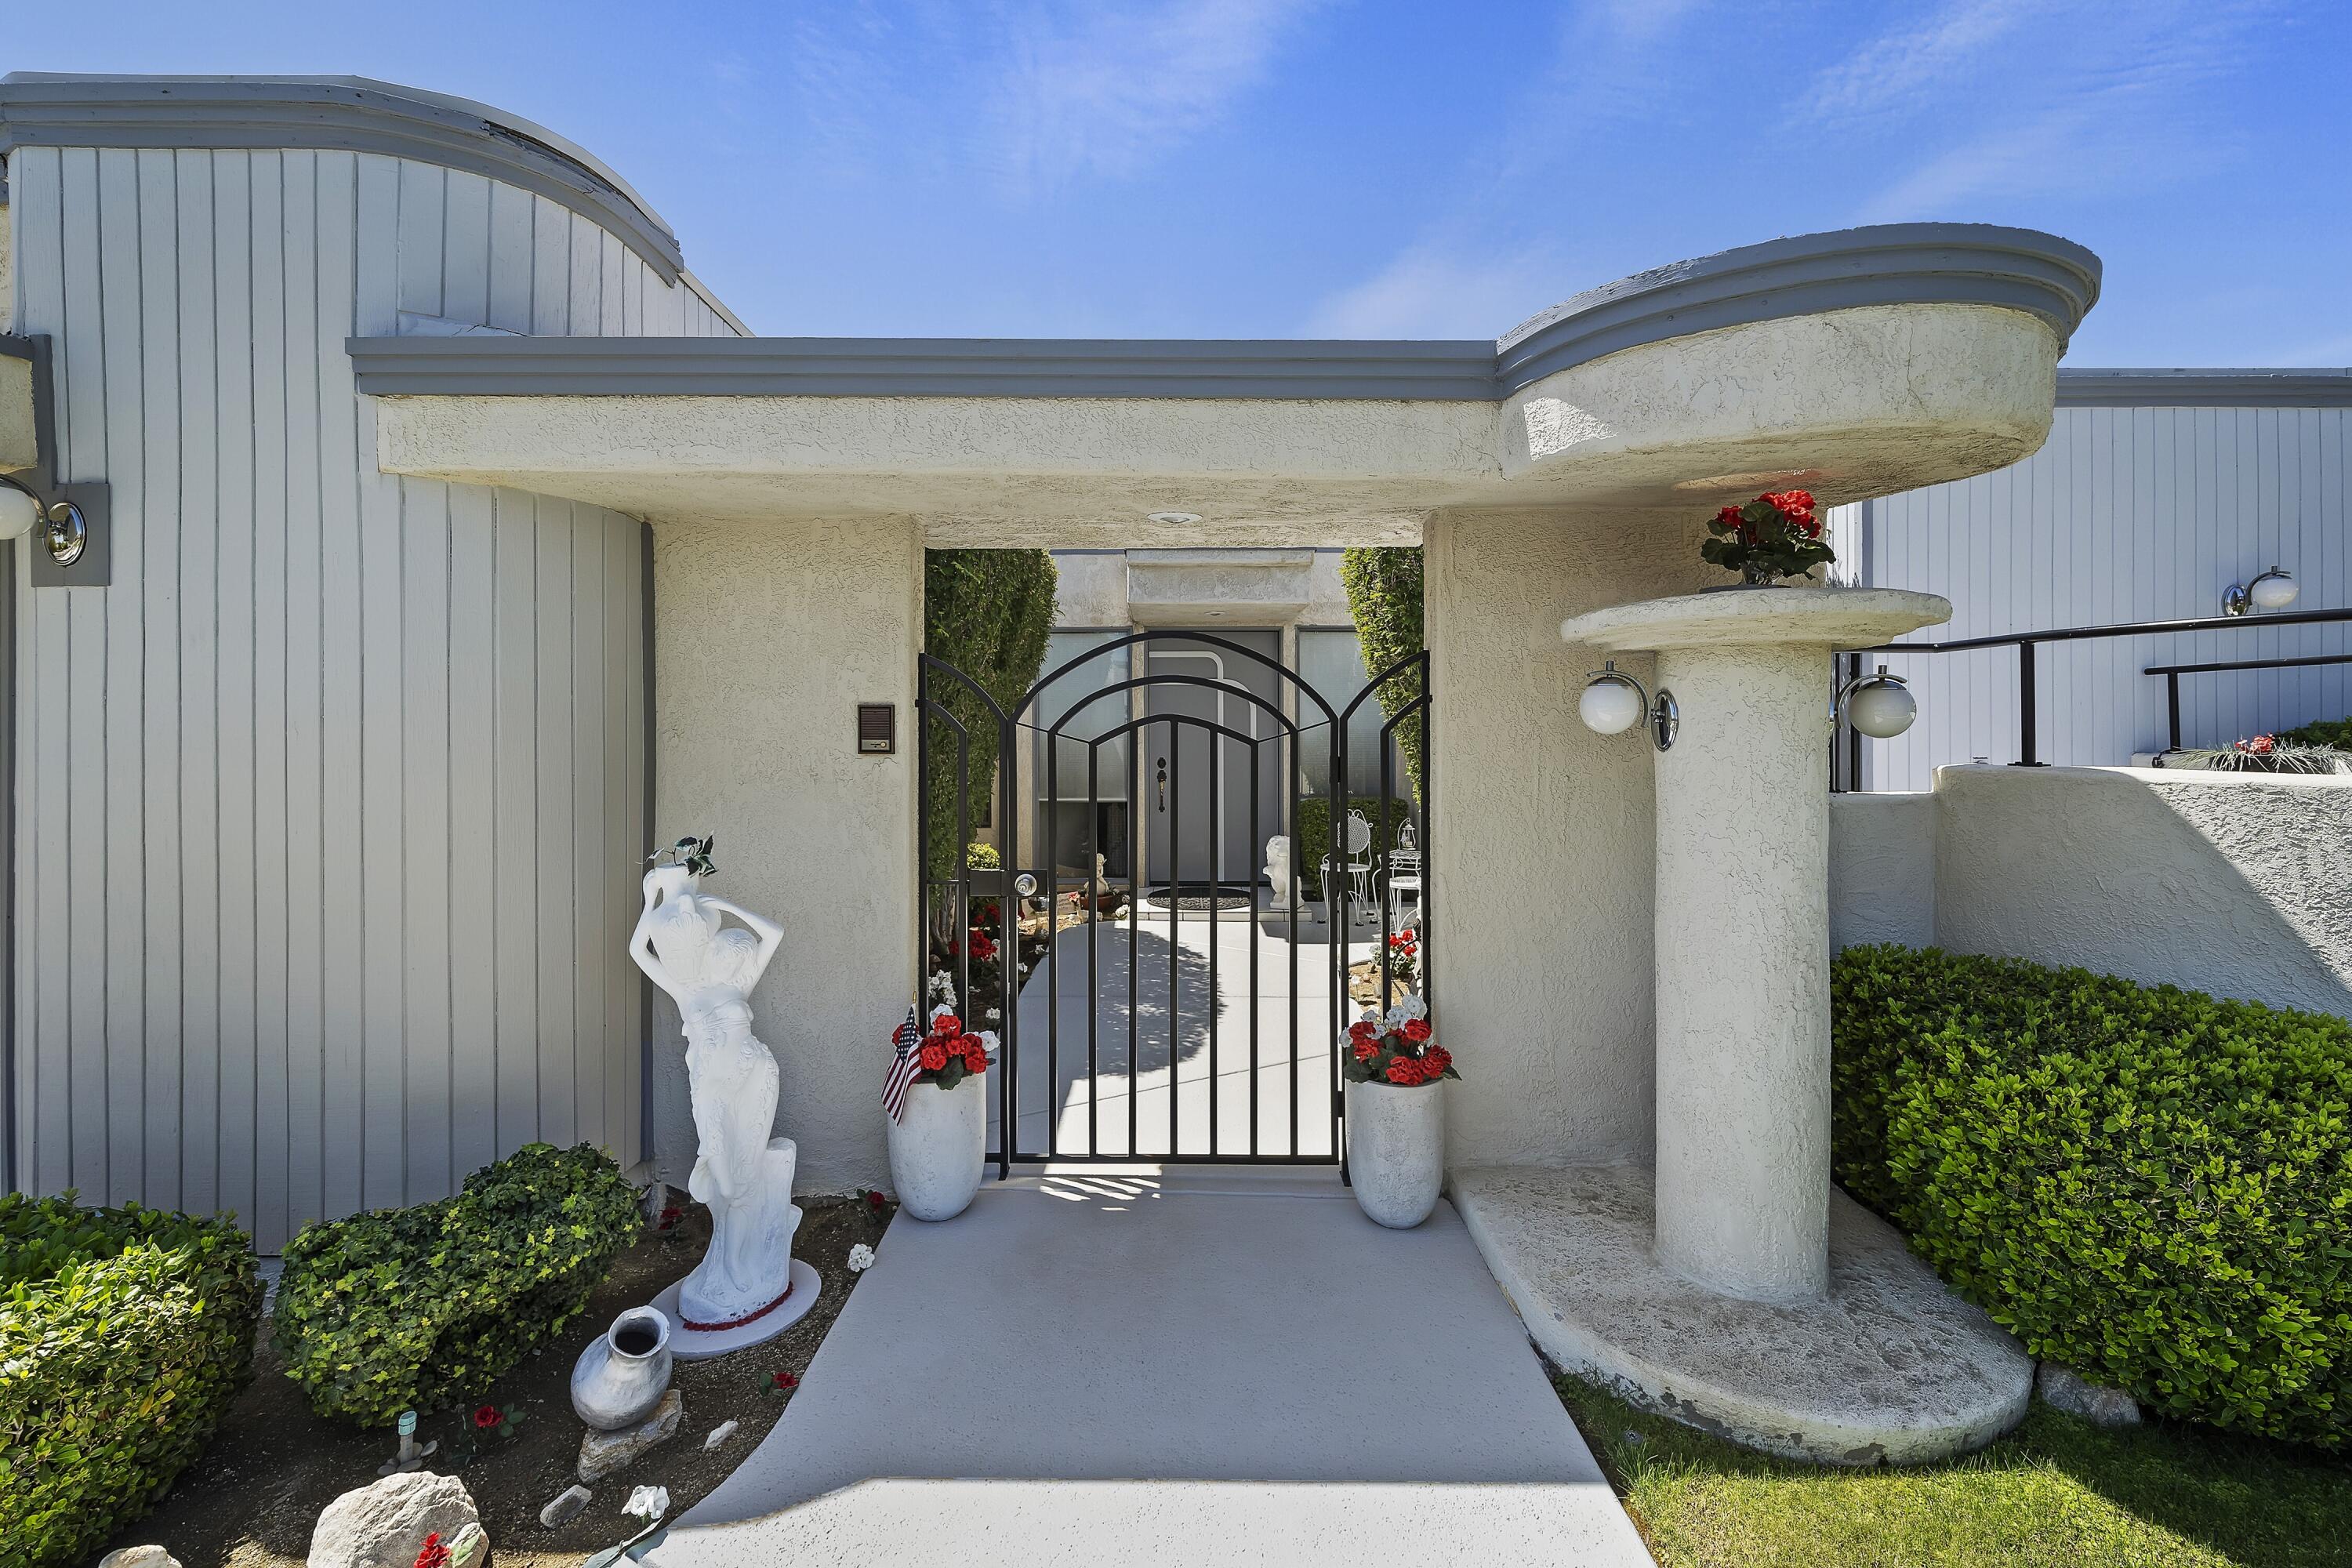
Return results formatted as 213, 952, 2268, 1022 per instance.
1146, 511, 1201, 525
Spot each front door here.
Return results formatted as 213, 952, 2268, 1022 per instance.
1142, 630, 1282, 890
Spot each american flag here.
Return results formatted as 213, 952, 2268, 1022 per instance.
882, 1004, 924, 1123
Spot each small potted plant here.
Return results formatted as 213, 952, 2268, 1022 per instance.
882, 1004, 993, 1221
1341, 996, 1457, 1229
1701, 489, 1834, 586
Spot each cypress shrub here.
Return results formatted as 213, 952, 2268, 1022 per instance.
920, 549, 1058, 888
1338, 546, 1426, 798
1832, 945, 2352, 1447
0, 1197, 263, 1568
274, 1142, 641, 1426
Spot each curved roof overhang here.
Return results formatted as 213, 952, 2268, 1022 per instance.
351, 223, 2101, 545
0, 72, 688, 284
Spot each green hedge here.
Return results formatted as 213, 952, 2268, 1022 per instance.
1338, 547, 1426, 799
1291, 796, 1412, 891
1832, 945, 2352, 1448
276, 1142, 641, 1427
0, 1197, 262, 1568
2280, 714, 2352, 750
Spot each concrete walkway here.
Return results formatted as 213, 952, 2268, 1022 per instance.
992, 909, 1374, 1160
642, 1174, 1653, 1567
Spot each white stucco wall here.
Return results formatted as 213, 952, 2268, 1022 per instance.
1827, 793, 1937, 951
649, 516, 921, 1197
1426, 509, 1716, 1170
1930, 764, 2352, 1020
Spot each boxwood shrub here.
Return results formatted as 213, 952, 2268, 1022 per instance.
1832, 945, 2352, 1447
0, 1196, 263, 1568
275, 1142, 641, 1426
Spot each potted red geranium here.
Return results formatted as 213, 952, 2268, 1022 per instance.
1700, 488, 1834, 586
1341, 997, 1457, 1229
883, 1005, 993, 1221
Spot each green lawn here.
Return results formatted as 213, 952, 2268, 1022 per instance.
1552, 1370, 2352, 1568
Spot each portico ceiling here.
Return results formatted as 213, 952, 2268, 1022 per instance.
357, 225, 2100, 547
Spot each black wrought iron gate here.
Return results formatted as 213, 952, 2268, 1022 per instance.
917, 630, 1430, 1175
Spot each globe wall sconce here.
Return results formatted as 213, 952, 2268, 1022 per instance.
0, 473, 90, 566
1835, 664, 1918, 739
1579, 660, 1678, 751
2223, 566, 2297, 617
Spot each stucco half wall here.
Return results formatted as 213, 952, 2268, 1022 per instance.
649, 516, 921, 1196
1829, 765, 2352, 1020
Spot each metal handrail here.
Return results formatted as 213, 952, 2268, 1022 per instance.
1859, 605, 2352, 768
2143, 651, 2352, 753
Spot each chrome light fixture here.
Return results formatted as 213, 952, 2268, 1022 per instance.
0, 474, 89, 565
1835, 664, 1918, 739
1580, 659, 1677, 751
2223, 566, 2297, 616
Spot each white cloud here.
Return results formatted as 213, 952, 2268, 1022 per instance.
1846, 0, 2270, 220
1303, 247, 1565, 340
985, 0, 1331, 191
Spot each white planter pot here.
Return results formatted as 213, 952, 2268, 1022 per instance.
1346, 1079, 1445, 1229
570, 1306, 674, 1430
887, 1073, 986, 1221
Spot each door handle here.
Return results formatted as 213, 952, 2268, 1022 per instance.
1156, 756, 1168, 812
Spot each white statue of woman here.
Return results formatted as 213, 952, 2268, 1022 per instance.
630, 844, 805, 1334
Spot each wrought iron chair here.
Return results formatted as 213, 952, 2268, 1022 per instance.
1320, 810, 1377, 920
1383, 818, 1423, 932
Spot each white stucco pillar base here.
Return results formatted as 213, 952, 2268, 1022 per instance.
1451, 1164, 2031, 1465
1561, 587, 1951, 1301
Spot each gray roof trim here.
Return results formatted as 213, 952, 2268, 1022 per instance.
0, 73, 684, 282
1497, 224, 2102, 391
347, 334, 1504, 400
344, 222, 2105, 401
2056, 368, 2352, 408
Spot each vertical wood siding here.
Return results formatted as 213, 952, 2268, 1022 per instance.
5, 143, 710, 1245
1837, 405, 2351, 793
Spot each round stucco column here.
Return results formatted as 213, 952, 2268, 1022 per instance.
1650, 640, 1833, 1298
1560, 588, 1952, 1301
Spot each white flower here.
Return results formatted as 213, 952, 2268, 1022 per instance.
1383, 993, 1428, 1031
847, 1243, 877, 1274
622, 1485, 670, 1523
985, 1007, 1000, 1022
928, 1002, 957, 1025
927, 971, 957, 1006
978, 1030, 999, 1051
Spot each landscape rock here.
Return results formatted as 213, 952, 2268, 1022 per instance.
579, 1388, 684, 1483
309, 1472, 479, 1568
2037, 1363, 2142, 1427
703, 1417, 740, 1452
539, 1485, 593, 1528
99, 1548, 182, 1568
445, 1522, 489, 1568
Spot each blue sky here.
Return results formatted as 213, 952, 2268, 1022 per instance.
9, 2, 2347, 363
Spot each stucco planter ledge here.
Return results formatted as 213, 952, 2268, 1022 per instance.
1451, 1165, 2032, 1465
1557, 586, 1952, 653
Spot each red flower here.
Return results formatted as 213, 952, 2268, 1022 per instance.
1352, 1038, 1381, 1064
413, 1534, 451, 1568
1421, 1046, 1453, 1077
1713, 504, 1744, 529
960, 1036, 990, 1072
771, 1370, 799, 1391
1385, 1055, 1427, 1087
931, 1014, 964, 1040
1348, 1018, 1380, 1042
968, 931, 999, 961
1402, 1018, 1433, 1044
919, 1040, 949, 1072
472, 1405, 503, 1432
865, 1189, 885, 1212
2238, 734, 2276, 755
